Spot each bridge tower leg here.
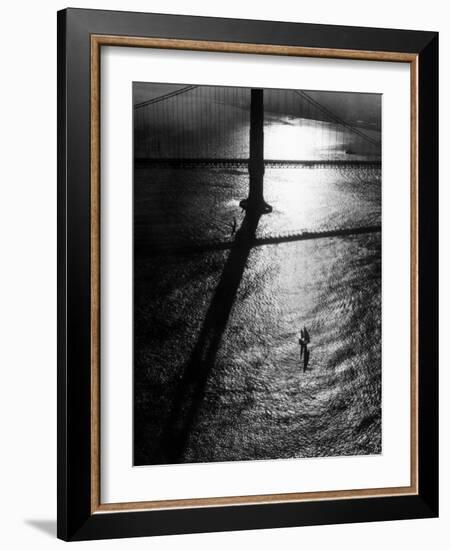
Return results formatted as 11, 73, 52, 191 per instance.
240, 88, 272, 214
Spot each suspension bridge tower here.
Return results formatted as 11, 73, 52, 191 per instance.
240, 89, 273, 214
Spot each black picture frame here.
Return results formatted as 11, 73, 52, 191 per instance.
57, 7, 438, 541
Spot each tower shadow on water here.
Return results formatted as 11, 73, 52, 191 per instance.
159, 208, 262, 463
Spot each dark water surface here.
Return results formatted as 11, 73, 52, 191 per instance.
134, 167, 381, 465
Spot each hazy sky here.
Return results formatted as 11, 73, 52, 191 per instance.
133, 82, 381, 131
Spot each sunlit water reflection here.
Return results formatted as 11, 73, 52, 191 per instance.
134, 167, 380, 249
133, 166, 382, 465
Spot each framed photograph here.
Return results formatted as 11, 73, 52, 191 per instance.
57, 8, 438, 541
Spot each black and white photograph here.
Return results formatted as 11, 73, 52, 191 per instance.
133, 82, 382, 466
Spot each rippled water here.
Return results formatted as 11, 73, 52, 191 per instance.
134, 167, 381, 465
134, 167, 380, 248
